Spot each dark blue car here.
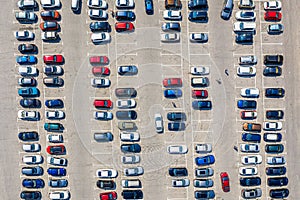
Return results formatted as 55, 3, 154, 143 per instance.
20, 191, 41, 200
16, 55, 37, 64
242, 133, 261, 142
20, 99, 41, 108
47, 168, 66, 176
18, 87, 39, 97
145, 0, 153, 15
169, 168, 188, 176
164, 89, 182, 98
270, 189, 289, 198
89, 22, 110, 32
45, 99, 64, 108
18, 131, 39, 141
195, 155, 215, 166
22, 179, 44, 188
237, 100, 256, 109
168, 122, 185, 131
192, 100, 212, 110
265, 88, 285, 98
116, 11, 136, 21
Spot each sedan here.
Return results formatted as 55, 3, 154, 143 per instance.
20, 99, 41, 108
16, 55, 37, 64
91, 32, 110, 43
22, 144, 41, 152
162, 22, 180, 32
172, 179, 190, 187
118, 65, 138, 75
43, 65, 62, 76
195, 144, 212, 153
116, 11, 136, 21
116, 110, 137, 120
240, 111, 257, 119
46, 145, 65, 155
93, 99, 112, 109
264, 11, 282, 21
18, 66, 37, 76
45, 99, 64, 108
120, 132, 140, 142
167, 112, 186, 121
124, 167, 144, 176
270, 189, 289, 199
264, 1, 281, 10
194, 190, 215, 199
40, 21, 59, 31
18, 87, 39, 97
145, 0, 153, 14
47, 157, 67, 166
18, 110, 39, 120
241, 188, 262, 199
41, 31, 59, 41
268, 24, 284, 34
94, 111, 113, 120
49, 191, 70, 200
47, 134, 63, 143
90, 56, 109, 65
22, 179, 44, 188
121, 155, 140, 164
115, 22, 135, 32
43, 55, 63, 64
266, 110, 284, 119
169, 168, 188, 177
43, 77, 64, 87
91, 78, 110, 87
190, 33, 208, 43
240, 177, 261, 186
15, 30, 34, 40
264, 133, 282, 142
100, 192, 117, 200
49, 179, 68, 188
41, 0, 60, 8
163, 10, 182, 20
47, 168, 66, 176
87, 0, 108, 9
18, 131, 38, 141
242, 155, 262, 165
243, 122, 261, 131
242, 133, 261, 142
23, 155, 43, 164
190, 66, 210, 75
265, 88, 285, 97
263, 66, 282, 76
90, 22, 110, 32
240, 144, 259, 153
164, 89, 182, 98
18, 77, 37, 87
239, 55, 257, 65
21, 166, 43, 176
168, 122, 185, 131
161, 33, 180, 42
96, 169, 118, 178
116, 0, 135, 8
121, 144, 141, 153
18, 44, 37, 54
96, 180, 115, 190
193, 179, 213, 188
266, 166, 286, 176
239, 167, 257, 176
20, 191, 41, 200
236, 33, 253, 43
237, 66, 256, 76
235, 11, 256, 21
89, 9, 108, 20
46, 110, 65, 120
263, 122, 282, 130
40, 10, 60, 20
220, 172, 230, 192
92, 67, 110, 76
195, 155, 215, 166
163, 78, 182, 87
192, 100, 212, 110
192, 90, 208, 98
167, 145, 188, 154
116, 99, 136, 109
18, 0, 37, 9
265, 144, 284, 153
237, 100, 256, 109
240, 88, 259, 98
268, 177, 288, 187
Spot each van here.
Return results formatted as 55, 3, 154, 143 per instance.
118, 122, 136, 130
71, 0, 80, 12
94, 132, 113, 142
165, 0, 182, 9
191, 77, 209, 87
233, 22, 256, 32
221, 0, 233, 20
121, 179, 142, 188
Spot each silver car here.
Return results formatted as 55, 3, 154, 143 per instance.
121, 155, 140, 164
240, 144, 260, 153
167, 145, 188, 154
154, 113, 163, 133
195, 144, 212, 153
242, 188, 262, 199
195, 168, 214, 177
194, 179, 214, 188
239, 55, 257, 65
172, 179, 190, 187
190, 33, 208, 42
124, 167, 144, 176
190, 66, 210, 75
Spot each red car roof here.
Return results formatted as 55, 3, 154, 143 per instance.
94, 100, 112, 108
92, 67, 110, 75
220, 172, 230, 192
100, 191, 117, 200
163, 78, 182, 87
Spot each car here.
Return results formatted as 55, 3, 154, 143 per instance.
194, 190, 215, 199
191, 77, 210, 87
235, 11, 256, 21
169, 168, 188, 177
240, 144, 259, 153
18, 87, 39, 97
189, 11, 208, 21
239, 55, 257, 65
15, 11, 37, 23
121, 190, 143, 199
40, 21, 59, 31
116, 99, 136, 109
45, 110, 65, 120
116, 0, 135, 8
240, 177, 261, 186
18, 110, 39, 120
96, 180, 115, 189
163, 10, 182, 20
15, 30, 34, 40
265, 144, 284, 154
43, 77, 64, 87
18, 66, 38, 76
192, 100, 212, 110
43, 55, 63, 64
172, 179, 190, 187
241, 188, 262, 199
192, 90, 208, 98
121, 155, 140, 164
23, 155, 43, 164
116, 11, 136, 21
236, 33, 253, 43
190, 33, 208, 42
263, 122, 282, 130
233, 22, 256, 32
164, 89, 182, 98
90, 56, 109, 65
115, 22, 135, 32
90, 22, 110, 32
168, 122, 185, 131
18, 44, 37, 54
91, 78, 110, 87
124, 166, 144, 176
195, 168, 213, 177
21, 166, 43, 176
268, 177, 288, 187
49, 179, 68, 188
122, 179, 142, 188
264, 1, 281, 10
270, 189, 289, 198
266, 166, 286, 176
145, 0, 154, 15
94, 111, 113, 120
167, 145, 188, 154
268, 23, 284, 34
40, 10, 60, 20
154, 113, 164, 133
237, 100, 256, 109
195, 155, 215, 166
237, 66, 256, 76
96, 169, 118, 178
22, 179, 44, 188
47, 134, 63, 143
41, 0, 60, 8
93, 99, 112, 109
91, 32, 110, 43
44, 123, 64, 132
240, 111, 257, 119
266, 110, 284, 119
165, 0, 182, 9
49, 191, 70, 200
118, 65, 138, 75
240, 88, 259, 98
20, 99, 41, 108
22, 143, 41, 152
263, 66, 282, 76
220, 172, 230, 192
167, 112, 186, 121
190, 66, 210, 75
264, 133, 282, 142
161, 33, 180, 42
44, 66, 63, 76
20, 191, 41, 200
100, 191, 117, 200
116, 110, 137, 120
46, 145, 65, 155
193, 179, 213, 188
242, 133, 261, 142
188, 0, 208, 10
220, 0, 233, 20
94, 132, 113, 142
115, 88, 137, 98
163, 78, 182, 87
243, 123, 261, 131
47, 156, 67, 166
18, 77, 37, 87
264, 54, 283, 65
239, 167, 257, 176
45, 99, 64, 108
267, 156, 285, 165
18, 0, 37, 9
120, 132, 140, 142
47, 168, 66, 177
121, 144, 141, 153
265, 88, 285, 98
118, 122, 136, 130
162, 22, 180, 32
238, 0, 255, 9
16, 55, 37, 64
92, 67, 110, 76
18, 131, 38, 141
87, 0, 108, 9
41, 31, 59, 41
195, 144, 212, 153
265, 11, 282, 21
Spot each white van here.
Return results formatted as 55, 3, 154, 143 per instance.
234, 22, 256, 32
71, 0, 80, 12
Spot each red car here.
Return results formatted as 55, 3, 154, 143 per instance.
39, 21, 59, 31
92, 67, 110, 76
93, 100, 112, 108
40, 10, 60, 20
163, 78, 182, 87
264, 11, 282, 21
90, 56, 109, 65
43, 55, 64, 64
115, 22, 135, 32
220, 172, 230, 192
192, 90, 208, 98
100, 191, 117, 200
46, 145, 65, 155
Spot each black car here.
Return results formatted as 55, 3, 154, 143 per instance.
18, 131, 39, 141
169, 168, 188, 176
263, 66, 282, 76
266, 166, 286, 176
194, 190, 215, 199
192, 101, 212, 110
121, 144, 141, 153
240, 177, 261, 186
268, 177, 288, 187
270, 189, 289, 198
89, 22, 110, 32
122, 190, 143, 199
168, 122, 185, 131
265, 88, 285, 98
145, 0, 154, 15
116, 110, 137, 120
188, 0, 208, 10
266, 110, 284, 119
20, 99, 41, 108
18, 44, 37, 54
264, 55, 283, 65
242, 133, 261, 142
115, 88, 137, 98
96, 180, 115, 190
265, 144, 284, 153
167, 112, 186, 121
236, 33, 253, 43
116, 11, 136, 21
188, 11, 208, 21
20, 191, 41, 200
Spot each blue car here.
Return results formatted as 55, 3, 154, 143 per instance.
164, 89, 182, 98
242, 133, 261, 142
45, 99, 64, 108
192, 100, 212, 110
22, 179, 44, 188
195, 155, 215, 166
18, 87, 39, 97
16, 55, 37, 64
48, 179, 68, 187
47, 168, 66, 176
265, 88, 285, 98
237, 100, 256, 109
145, 0, 154, 15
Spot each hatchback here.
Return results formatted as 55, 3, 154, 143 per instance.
169, 168, 188, 176
264, 11, 281, 21
195, 155, 215, 166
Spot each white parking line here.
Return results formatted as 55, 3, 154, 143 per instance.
262, 42, 283, 45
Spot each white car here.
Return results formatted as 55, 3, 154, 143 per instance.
41, 0, 60, 8
49, 191, 70, 200
154, 113, 163, 133
18, 0, 37, 9
14, 30, 34, 40
264, 1, 281, 10
190, 66, 210, 75
91, 78, 110, 87
235, 11, 256, 21
233, 22, 256, 32
87, 0, 108, 9
163, 10, 182, 20
121, 155, 140, 164
237, 66, 256, 76
120, 132, 140, 142
91, 32, 110, 43
263, 122, 282, 130
45, 110, 65, 120
47, 156, 67, 166
240, 88, 259, 98
116, 0, 134, 8
23, 155, 43, 164
19, 66, 37, 76
41, 31, 58, 41
96, 169, 118, 178
172, 179, 190, 187
22, 144, 40, 152
238, 0, 255, 9
263, 133, 281, 142
241, 155, 262, 165
195, 144, 212, 153
15, 11, 36, 22
167, 145, 188, 154
239, 166, 258, 176
18, 110, 39, 120
89, 9, 108, 19
94, 111, 113, 120
161, 33, 180, 42
241, 111, 257, 119
240, 144, 260, 153
124, 166, 144, 176
239, 55, 257, 65
116, 99, 136, 109
47, 134, 63, 143
189, 33, 208, 43
267, 156, 285, 165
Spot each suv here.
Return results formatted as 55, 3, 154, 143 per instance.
118, 122, 136, 130
188, 11, 208, 21
116, 110, 137, 120
115, 88, 137, 98
165, 0, 182, 9
191, 77, 209, 87
188, 0, 208, 10
116, 11, 135, 21
264, 55, 283, 65
122, 190, 143, 199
